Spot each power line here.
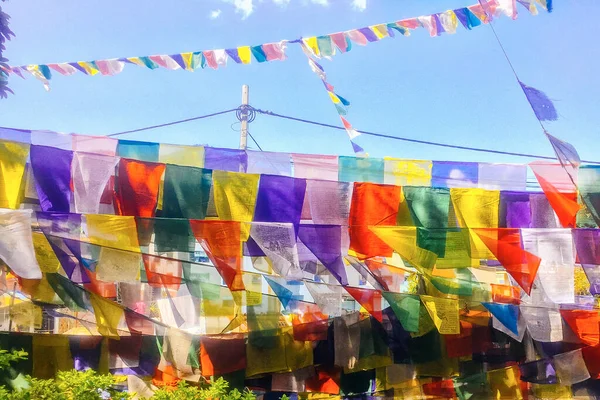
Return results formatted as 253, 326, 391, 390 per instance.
253, 108, 600, 164
106, 108, 238, 137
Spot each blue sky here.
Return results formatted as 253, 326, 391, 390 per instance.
1, 1, 599, 164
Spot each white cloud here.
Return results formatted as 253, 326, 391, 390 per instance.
351, 0, 366, 11
223, 0, 254, 19
209, 9, 222, 19
272, 0, 291, 5
310, 0, 329, 5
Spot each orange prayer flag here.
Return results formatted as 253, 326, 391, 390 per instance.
530, 162, 581, 228
292, 302, 329, 341
474, 228, 541, 294
349, 182, 402, 259
189, 220, 245, 291
114, 158, 165, 217
491, 283, 521, 305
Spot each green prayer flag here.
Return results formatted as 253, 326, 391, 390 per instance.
162, 164, 212, 219
382, 292, 420, 332
46, 273, 90, 311
404, 187, 450, 256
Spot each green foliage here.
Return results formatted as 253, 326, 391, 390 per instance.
0, 350, 269, 400
0, 349, 28, 371
56, 370, 130, 400
150, 377, 256, 400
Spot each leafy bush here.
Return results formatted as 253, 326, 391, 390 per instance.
151, 378, 256, 400
0, 349, 290, 400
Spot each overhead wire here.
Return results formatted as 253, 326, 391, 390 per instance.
106, 108, 238, 137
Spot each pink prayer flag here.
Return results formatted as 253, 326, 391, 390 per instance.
417, 16, 438, 37
329, 32, 350, 53
346, 30, 368, 46
292, 154, 338, 181
203, 50, 218, 69
95, 60, 125, 76
48, 63, 77, 76
263, 42, 287, 61
398, 18, 420, 29
148, 55, 169, 69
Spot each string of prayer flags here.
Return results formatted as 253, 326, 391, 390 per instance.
300, 43, 365, 155
6, 1, 549, 90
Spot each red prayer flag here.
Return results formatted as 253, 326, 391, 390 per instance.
474, 228, 541, 295
560, 309, 600, 347
345, 286, 383, 322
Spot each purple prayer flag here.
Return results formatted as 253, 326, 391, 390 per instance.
545, 131, 581, 167
204, 147, 248, 172
298, 225, 348, 285
357, 27, 379, 42
351, 141, 365, 155
519, 358, 558, 384
519, 81, 558, 122
30, 145, 73, 212
169, 54, 187, 70
500, 192, 531, 228
68, 62, 88, 74
433, 14, 445, 35
225, 49, 242, 64
253, 175, 307, 228
70, 337, 103, 371
47, 236, 90, 283
573, 229, 600, 294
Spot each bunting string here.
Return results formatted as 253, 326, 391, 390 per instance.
1, 0, 550, 91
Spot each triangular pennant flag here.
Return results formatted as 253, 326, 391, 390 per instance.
545, 131, 581, 174
519, 81, 558, 122
298, 225, 348, 285
482, 302, 519, 335
474, 228, 541, 294
382, 292, 420, 332
530, 164, 580, 228
345, 286, 383, 322
264, 276, 297, 308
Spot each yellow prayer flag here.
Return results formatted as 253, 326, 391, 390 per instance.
96, 247, 142, 282
487, 365, 523, 400
327, 91, 340, 104
90, 293, 125, 338
77, 61, 100, 75
32, 232, 61, 273
532, 383, 572, 399
383, 158, 432, 187
85, 214, 141, 253
370, 24, 389, 39
158, 143, 205, 168
450, 188, 500, 259
369, 226, 438, 271
10, 301, 42, 329
303, 37, 320, 57
0, 141, 30, 209
212, 170, 259, 223
32, 335, 73, 379
420, 295, 460, 334
238, 46, 252, 64
181, 52, 194, 70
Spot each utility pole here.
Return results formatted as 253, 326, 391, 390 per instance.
239, 84, 249, 150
